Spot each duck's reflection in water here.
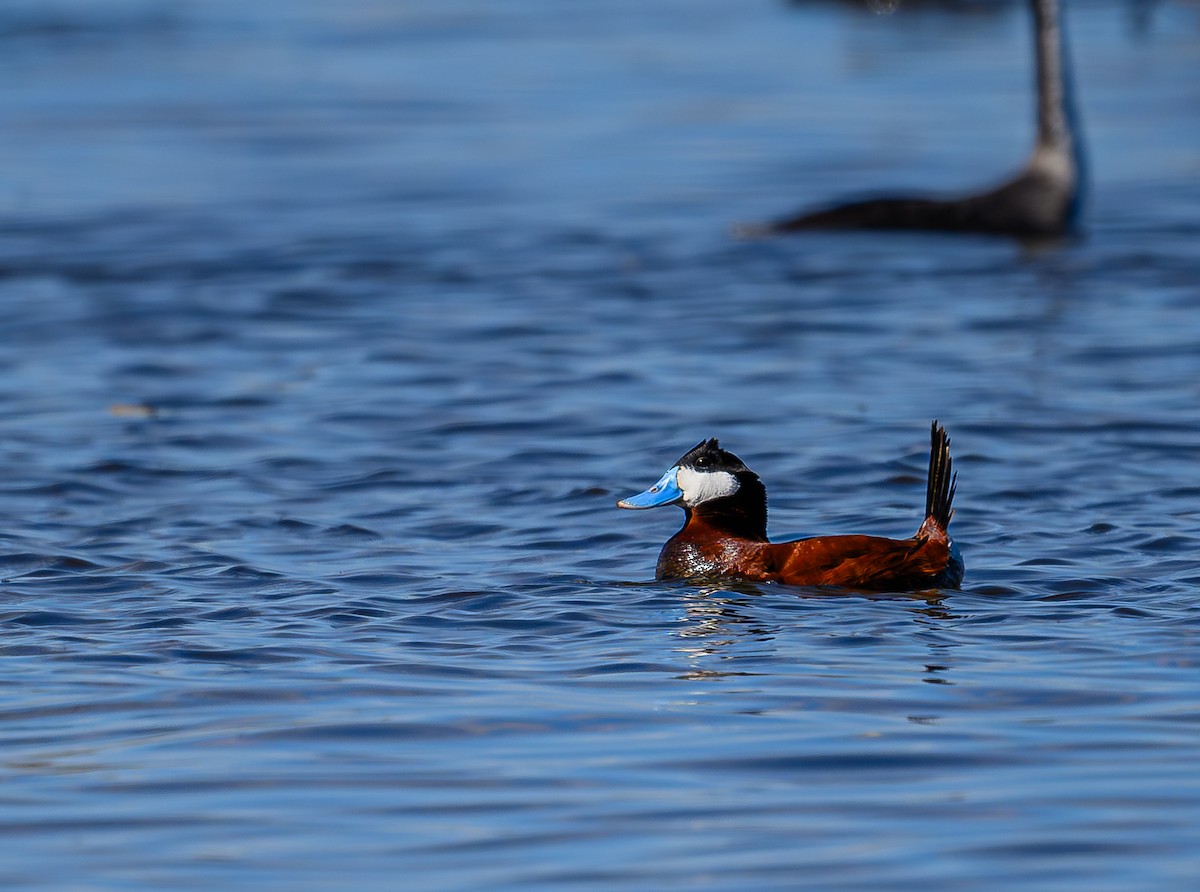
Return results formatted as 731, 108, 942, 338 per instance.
672, 582, 959, 686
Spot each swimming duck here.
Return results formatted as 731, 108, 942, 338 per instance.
754, 0, 1084, 238
618, 422, 963, 590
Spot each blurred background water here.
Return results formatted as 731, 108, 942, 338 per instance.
1, 0, 1199, 889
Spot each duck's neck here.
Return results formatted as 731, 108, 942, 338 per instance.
1032, 0, 1077, 157
1025, 0, 1084, 225
686, 483, 769, 542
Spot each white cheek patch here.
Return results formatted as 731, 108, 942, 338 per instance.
676, 467, 739, 506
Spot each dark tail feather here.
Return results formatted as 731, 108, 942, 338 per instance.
925, 421, 957, 530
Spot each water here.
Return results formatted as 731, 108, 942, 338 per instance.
2, 0, 1199, 888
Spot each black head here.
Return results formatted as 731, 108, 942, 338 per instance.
674, 438, 750, 475
618, 438, 767, 538
672, 438, 768, 539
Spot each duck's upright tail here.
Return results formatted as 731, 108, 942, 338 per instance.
924, 421, 956, 532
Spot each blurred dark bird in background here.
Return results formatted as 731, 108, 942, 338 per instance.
752, 0, 1085, 238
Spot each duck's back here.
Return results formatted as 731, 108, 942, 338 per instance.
764, 521, 961, 590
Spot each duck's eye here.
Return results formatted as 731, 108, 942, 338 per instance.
694, 455, 712, 468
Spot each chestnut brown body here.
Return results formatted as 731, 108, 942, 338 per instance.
656, 513, 962, 591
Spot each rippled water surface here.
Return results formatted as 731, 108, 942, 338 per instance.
2, 0, 1199, 888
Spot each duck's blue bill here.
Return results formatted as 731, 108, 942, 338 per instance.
617, 466, 683, 509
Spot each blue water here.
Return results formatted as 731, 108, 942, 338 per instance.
2, 0, 1199, 889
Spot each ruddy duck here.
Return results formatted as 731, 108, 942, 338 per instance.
618, 422, 963, 590
750, 0, 1084, 238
